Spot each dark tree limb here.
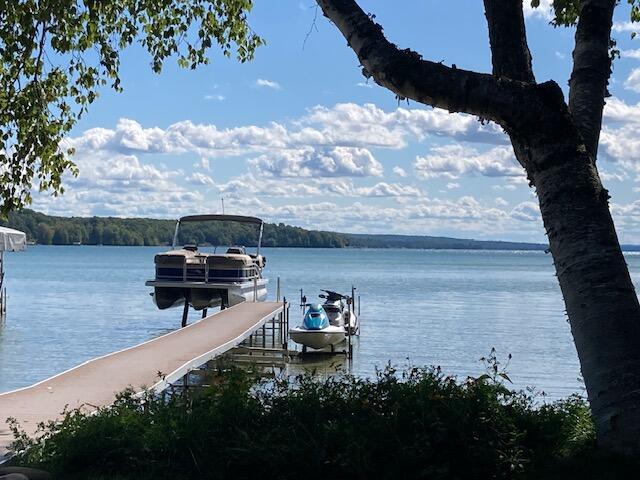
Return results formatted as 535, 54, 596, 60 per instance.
569, 0, 616, 160
316, 0, 530, 124
483, 0, 535, 83
483, 0, 535, 171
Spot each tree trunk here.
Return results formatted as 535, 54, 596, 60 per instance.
525, 132, 640, 454
315, 0, 640, 455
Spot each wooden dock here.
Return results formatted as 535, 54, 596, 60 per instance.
0, 301, 285, 459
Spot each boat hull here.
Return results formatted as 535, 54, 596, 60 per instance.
153, 287, 186, 310
289, 326, 346, 350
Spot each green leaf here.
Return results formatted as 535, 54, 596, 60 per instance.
0, 0, 263, 215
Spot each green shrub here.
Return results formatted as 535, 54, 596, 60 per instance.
7, 364, 625, 480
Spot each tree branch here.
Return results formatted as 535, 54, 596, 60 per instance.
483, 0, 535, 83
568, 0, 616, 160
315, 0, 523, 123
483, 0, 535, 170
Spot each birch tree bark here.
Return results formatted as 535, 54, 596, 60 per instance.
316, 0, 640, 455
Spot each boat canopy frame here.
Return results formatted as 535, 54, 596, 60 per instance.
171, 214, 264, 255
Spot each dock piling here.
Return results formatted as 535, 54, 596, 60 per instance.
181, 301, 189, 328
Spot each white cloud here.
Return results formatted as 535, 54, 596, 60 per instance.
600, 98, 640, 171
414, 145, 523, 179
495, 197, 508, 207
393, 166, 407, 177
603, 97, 640, 123
249, 146, 383, 178
303, 103, 507, 147
446, 182, 460, 189
187, 172, 215, 186
204, 94, 225, 101
217, 174, 422, 199
32, 150, 204, 218
356, 82, 373, 88
255, 78, 281, 90
511, 201, 541, 222
223, 195, 521, 238
523, 0, 553, 20
599, 170, 628, 182
621, 49, 640, 60
38, 103, 550, 237
194, 158, 211, 171
555, 51, 566, 60
613, 21, 638, 33
358, 182, 422, 197
67, 103, 508, 168
624, 68, 640, 93
600, 125, 640, 168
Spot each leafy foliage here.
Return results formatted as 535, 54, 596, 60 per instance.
531, 0, 640, 30
0, 0, 262, 215
8, 365, 614, 480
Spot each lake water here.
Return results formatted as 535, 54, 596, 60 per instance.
1, 246, 638, 399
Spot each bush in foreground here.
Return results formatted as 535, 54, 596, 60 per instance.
7, 363, 636, 480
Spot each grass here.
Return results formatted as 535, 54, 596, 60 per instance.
6, 354, 637, 480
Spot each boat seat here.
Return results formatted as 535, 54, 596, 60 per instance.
155, 248, 198, 264
206, 254, 254, 269
155, 254, 187, 266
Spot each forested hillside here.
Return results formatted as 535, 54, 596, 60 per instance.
345, 233, 545, 250
1, 209, 554, 250
2, 210, 348, 247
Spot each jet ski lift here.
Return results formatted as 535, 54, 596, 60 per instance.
288, 286, 359, 355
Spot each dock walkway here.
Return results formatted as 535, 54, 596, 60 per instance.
0, 301, 284, 459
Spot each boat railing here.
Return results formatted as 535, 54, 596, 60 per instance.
156, 264, 261, 283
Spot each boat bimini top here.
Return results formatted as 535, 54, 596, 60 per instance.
150, 214, 267, 287
173, 214, 264, 255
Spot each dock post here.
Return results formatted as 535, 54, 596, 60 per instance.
358, 295, 361, 317
347, 318, 352, 359
283, 298, 288, 349
181, 301, 189, 328
276, 277, 281, 301
0, 251, 4, 315
202, 308, 208, 319
262, 324, 266, 348
282, 304, 286, 348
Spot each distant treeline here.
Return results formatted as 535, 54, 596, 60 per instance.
2, 210, 348, 247
2, 209, 558, 250
344, 233, 546, 250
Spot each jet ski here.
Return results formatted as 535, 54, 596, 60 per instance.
288, 303, 346, 351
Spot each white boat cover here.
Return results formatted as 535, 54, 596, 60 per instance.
0, 226, 26, 252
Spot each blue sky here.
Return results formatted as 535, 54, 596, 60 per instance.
31, 1, 640, 243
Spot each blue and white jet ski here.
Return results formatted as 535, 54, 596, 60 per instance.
288, 303, 347, 350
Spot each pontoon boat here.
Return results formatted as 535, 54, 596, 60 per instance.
145, 214, 268, 312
